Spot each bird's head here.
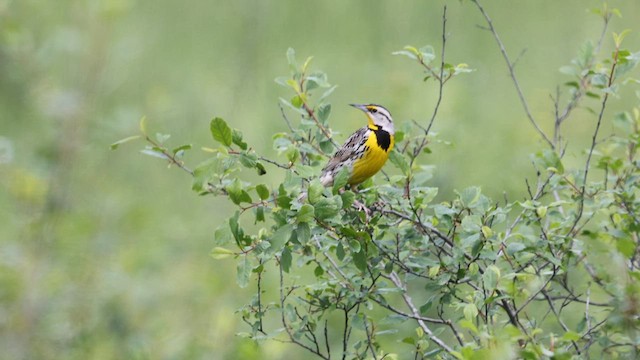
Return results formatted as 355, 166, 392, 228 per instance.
350, 104, 394, 134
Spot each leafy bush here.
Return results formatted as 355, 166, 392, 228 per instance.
114, 3, 640, 359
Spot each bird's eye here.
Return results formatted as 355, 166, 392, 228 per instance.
370, 108, 378, 113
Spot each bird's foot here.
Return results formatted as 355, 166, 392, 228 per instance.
352, 198, 372, 221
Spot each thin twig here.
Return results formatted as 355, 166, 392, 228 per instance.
472, 0, 554, 148
362, 315, 378, 360
567, 46, 620, 237
388, 271, 456, 355
144, 135, 194, 175
279, 102, 296, 132
302, 102, 340, 149
425, 5, 448, 136
370, 295, 449, 324
278, 261, 329, 359
542, 290, 581, 354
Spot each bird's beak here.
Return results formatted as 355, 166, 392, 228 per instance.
349, 104, 368, 112
350, 104, 376, 127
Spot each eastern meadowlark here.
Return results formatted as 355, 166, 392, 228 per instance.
320, 104, 395, 187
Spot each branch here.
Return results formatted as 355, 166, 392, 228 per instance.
370, 295, 449, 325
553, 13, 611, 145
278, 262, 330, 359
425, 5, 448, 136
567, 45, 620, 237
144, 135, 194, 176
302, 101, 340, 150
471, 0, 554, 148
388, 271, 456, 355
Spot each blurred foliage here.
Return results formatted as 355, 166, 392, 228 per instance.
2, 0, 640, 359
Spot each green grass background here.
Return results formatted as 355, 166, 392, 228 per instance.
1, 0, 639, 358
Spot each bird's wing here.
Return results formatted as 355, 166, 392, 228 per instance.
320, 127, 368, 185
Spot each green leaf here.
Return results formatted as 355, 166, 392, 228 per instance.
562, 331, 581, 342
255, 162, 267, 176
214, 225, 233, 246
314, 196, 342, 220
340, 191, 355, 209
483, 265, 501, 290
402, 337, 415, 345
139, 116, 148, 135
140, 148, 168, 160
236, 256, 251, 288
291, 95, 303, 108
336, 242, 345, 260
302, 56, 313, 73
276, 184, 292, 209
231, 129, 248, 150
229, 211, 249, 247
388, 151, 409, 175
535, 149, 564, 174
308, 180, 324, 204
392, 50, 418, 60
110, 135, 141, 150
458, 187, 481, 208
453, 63, 474, 75
481, 226, 493, 238
256, 184, 270, 200
411, 186, 438, 204
281, 246, 292, 273
428, 265, 440, 278
353, 246, 367, 272
461, 215, 482, 233
296, 223, 310, 244
239, 152, 257, 168
459, 319, 478, 334
172, 144, 192, 155
317, 104, 331, 123
348, 239, 361, 253
286, 47, 297, 70
314, 265, 324, 277
419, 298, 433, 315
463, 303, 478, 321
286, 147, 300, 163
591, 73, 608, 87
613, 111, 634, 132
297, 204, 315, 223
613, 29, 631, 48
156, 133, 170, 144
308, 71, 329, 86
191, 158, 217, 192
210, 247, 234, 260
418, 45, 435, 62
506, 242, 526, 256
226, 178, 252, 205
210, 117, 233, 147
294, 165, 313, 179
559, 66, 578, 76
332, 167, 351, 194
269, 223, 295, 252
616, 237, 636, 258
536, 206, 547, 218
254, 206, 265, 223
319, 85, 337, 102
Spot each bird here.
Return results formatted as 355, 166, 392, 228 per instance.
320, 104, 395, 187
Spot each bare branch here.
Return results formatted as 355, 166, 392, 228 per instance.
388, 271, 456, 355
471, 0, 554, 148
567, 46, 620, 237
425, 5, 448, 136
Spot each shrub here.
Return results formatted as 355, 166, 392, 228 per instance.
114, 3, 640, 359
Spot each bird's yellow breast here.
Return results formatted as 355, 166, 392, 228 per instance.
349, 129, 394, 185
